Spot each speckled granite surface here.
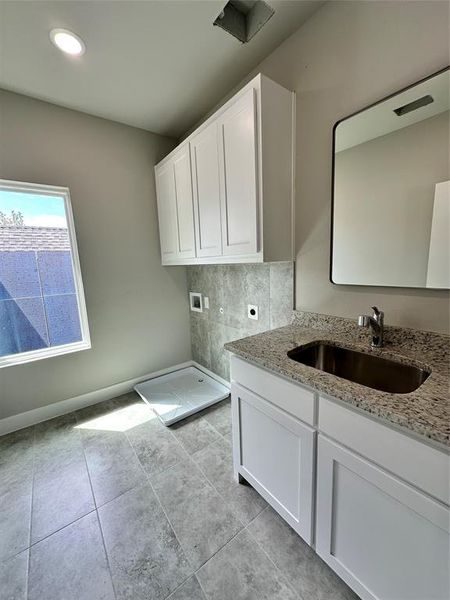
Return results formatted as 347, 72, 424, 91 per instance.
225, 311, 450, 449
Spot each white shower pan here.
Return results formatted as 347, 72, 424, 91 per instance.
134, 366, 230, 426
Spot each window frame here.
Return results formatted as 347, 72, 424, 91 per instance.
0, 178, 91, 368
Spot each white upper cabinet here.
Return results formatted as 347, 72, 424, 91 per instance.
155, 74, 294, 265
218, 89, 258, 256
155, 161, 179, 263
155, 144, 196, 263
191, 122, 223, 258
173, 145, 196, 259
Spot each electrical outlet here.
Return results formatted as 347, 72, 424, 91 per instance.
248, 304, 258, 320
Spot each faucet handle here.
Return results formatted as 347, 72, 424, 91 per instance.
371, 306, 384, 318
358, 315, 370, 327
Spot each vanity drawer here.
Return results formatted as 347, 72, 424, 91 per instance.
230, 355, 316, 426
318, 395, 450, 505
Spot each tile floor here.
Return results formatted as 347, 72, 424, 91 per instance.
0, 393, 359, 600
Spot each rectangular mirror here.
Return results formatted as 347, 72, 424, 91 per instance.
331, 67, 449, 289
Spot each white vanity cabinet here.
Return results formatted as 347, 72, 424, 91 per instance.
316, 396, 450, 600
230, 356, 316, 544
316, 435, 449, 600
229, 354, 450, 600
155, 143, 196, 261
155, 73, 294, 265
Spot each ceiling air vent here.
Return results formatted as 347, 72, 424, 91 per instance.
214, 0, 275, 44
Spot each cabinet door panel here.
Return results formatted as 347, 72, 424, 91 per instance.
173, 146, 196, 258
155, 163, 178, 263
316, 435, 450, 600
232, 383, 314, 544
191, 124, 222, 257
218, 89, 258, 256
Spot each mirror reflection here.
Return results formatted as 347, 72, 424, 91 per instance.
332, 68, 449, 289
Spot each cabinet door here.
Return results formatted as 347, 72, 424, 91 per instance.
173, 145, 196, 259
316, 435, 450, 600
191, 123, 222, 257
231, 383, 315, 544
218, 89, 258, 256
155, 162, 178, 263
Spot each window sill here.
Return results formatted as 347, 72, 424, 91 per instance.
0, 341, 92, 369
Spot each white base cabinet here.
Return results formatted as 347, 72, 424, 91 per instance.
230, 355, 450, 600
316, 435, 450, 600
231, 383, 315, 544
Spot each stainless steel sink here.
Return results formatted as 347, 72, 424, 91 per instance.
287, 342, 430, 393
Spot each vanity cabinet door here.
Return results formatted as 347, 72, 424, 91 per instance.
316, 435, 450, 600
155, 161, 179, 263
218, 89, 258, 256
190, 122, 223, 258
231, 383, 315, 544
173, 145, 196, 259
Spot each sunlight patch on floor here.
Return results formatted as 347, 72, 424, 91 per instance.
75, 402, 158, 432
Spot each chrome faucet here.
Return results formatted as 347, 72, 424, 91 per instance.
358, 306, 384, 348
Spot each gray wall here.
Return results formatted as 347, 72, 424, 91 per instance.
333, 111, 450, 287
187, 263, 293, 380
233, 0, 450, 333
0, 90, 192, 420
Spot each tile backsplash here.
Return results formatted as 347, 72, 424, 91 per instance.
187, 262, 294, 381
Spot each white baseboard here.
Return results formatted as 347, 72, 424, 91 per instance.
0, 360, 230, 437
0, 361, 192, 436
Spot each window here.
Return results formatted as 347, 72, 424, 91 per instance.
0, 179, 90, 367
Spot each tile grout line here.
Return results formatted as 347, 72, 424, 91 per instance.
152, 422, 255, 588
18, 395, 230, 600
123, 427, 201, 600
26, 425, 37, 600
187, 442, 253, 530
27, 508, 98, 549
243, 514, 302, 600
74, 410, 119, 600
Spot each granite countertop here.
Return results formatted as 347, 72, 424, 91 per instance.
224, 312, 450, 449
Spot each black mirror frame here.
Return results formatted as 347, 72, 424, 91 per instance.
329, 65, 450, 289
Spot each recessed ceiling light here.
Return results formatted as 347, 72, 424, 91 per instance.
50, 28, 85, 56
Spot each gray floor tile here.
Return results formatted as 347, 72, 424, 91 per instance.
197, 529, 297, 600
75, 392, 144, 424
0, 477, 32, 562
75, 399, 120, 424
31, 450, 95, 543
81, 428, 145, 506
201, 399, 232, 437
247, 507, 359, 600
192, 438, 267, 525
170, 415, 222, 454
0, 427, 34, 468
34, 413, 77, 447
168, 575, 207, 600
28, 512, 115, 600
126, 418, 187, 477
152, 459, 242, 569
98, 483, 191, 600
0, 549, 28, 600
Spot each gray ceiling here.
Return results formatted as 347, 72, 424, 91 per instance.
0, 0, 324, 138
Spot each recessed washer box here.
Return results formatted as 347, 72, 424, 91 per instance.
189, 292, 203, 312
